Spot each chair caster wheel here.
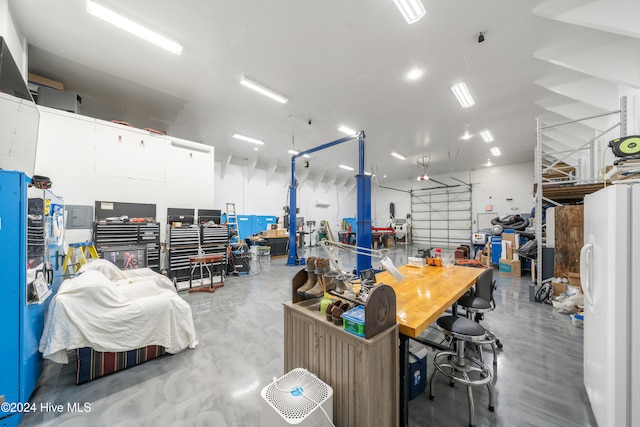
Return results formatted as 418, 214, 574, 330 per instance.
449, 381, 455, 387
489, 405, 495, 412
429, 395, 434, 401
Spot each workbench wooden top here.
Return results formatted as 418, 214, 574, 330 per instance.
376, 265, 486, 338
188, 254, 225, 263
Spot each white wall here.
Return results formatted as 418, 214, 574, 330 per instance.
213, 160, 535, 240
0, 0, 28, 78
214, 162, 357, 234
34, 106, 215, 242
33, 104, 533, 247
374, 161, 535, 232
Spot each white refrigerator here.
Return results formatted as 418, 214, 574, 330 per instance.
581, 181, 640, 427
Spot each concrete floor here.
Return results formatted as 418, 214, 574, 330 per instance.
20, 244, 597, 426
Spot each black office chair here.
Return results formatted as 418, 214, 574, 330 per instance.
457, 268, 503, 366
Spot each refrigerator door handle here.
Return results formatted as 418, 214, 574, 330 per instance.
580, 242, 594, 312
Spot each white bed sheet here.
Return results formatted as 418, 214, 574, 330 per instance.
39, 269, 197, 364
78, 259, 176, 292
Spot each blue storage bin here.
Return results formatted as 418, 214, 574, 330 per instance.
409, 341, 428, 400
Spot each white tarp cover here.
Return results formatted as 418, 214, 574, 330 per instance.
39, 266, 197, 364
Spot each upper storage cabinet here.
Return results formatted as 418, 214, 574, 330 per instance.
0, 36, 39, 175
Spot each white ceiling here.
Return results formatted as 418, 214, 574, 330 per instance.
8, 0, 640, 186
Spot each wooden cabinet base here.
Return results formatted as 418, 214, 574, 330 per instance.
283, 300, 399, 427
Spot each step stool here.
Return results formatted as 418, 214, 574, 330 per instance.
63, 242, 99, 274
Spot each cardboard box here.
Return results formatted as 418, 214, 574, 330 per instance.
501, 233, 516, 246
568, 272, 581, 287
499, 258, 521, 276
28, 72, 64, 91
265, 229, 288, 238
552, 280, 567, 296
480, 255, 490, 267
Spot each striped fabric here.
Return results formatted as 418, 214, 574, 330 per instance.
75, 346, 167, 384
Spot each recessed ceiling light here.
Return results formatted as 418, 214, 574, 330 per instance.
339, 164, 354, 171
86, 1, 183, 55
406, 68, 423, 80
490, 146, 501, 156
338, 125, 357, 136
480, 129, 494, 142
394, 0, 426, 24
233, 133, 264, 145
254, 147, 258, 151
383, 174, 387, 178
451, 82, 475, 108
485, 159, 493, 167
460, 131, 472, 140
391, 151, 407, 160
239, 76, 288, 104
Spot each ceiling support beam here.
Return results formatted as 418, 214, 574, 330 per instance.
220, 152, 233, 179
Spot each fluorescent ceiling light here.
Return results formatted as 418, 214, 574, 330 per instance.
490, 146, 502, 156
460, 131, 472, 140
406, 68, 423, 80
338, 125, 357, 136
86, 1, 183, 55
480, 129, 494, 142
288, 149, 310, 158
339, 164, 354, 171
394, 0, 426, 24
233, 133, 264, 145
391, 151, 406, 160
171, 140, 211, 153
451, 82, 475, 108
365, 171, 375, 176
239, 76, 288, 104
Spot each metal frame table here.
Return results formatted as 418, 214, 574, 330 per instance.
188, 253, 225, 293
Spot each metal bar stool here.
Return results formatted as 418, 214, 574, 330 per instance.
457, 268, 503, 365
430, 315, 495, 427
456, 294, 501, 366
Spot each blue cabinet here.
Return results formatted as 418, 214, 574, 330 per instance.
0, 170, 65, 427
236, 215, 278, 242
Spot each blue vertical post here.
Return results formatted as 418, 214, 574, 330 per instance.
287, 157, 298, 266
356, 132, 372, 273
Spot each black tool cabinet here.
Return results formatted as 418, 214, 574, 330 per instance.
168, 224, 228, 282
92, 222, 161, 271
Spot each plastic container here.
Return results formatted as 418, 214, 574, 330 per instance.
408, 341, 428, 400
571, 312, 584, 328
407, 257, 426, 268
255, 246, 270, 256
341, 305, 365, 337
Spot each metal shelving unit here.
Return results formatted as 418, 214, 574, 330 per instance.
533, 96, 627, 286
411, 185, 473, 250
92, 222, 161, 271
